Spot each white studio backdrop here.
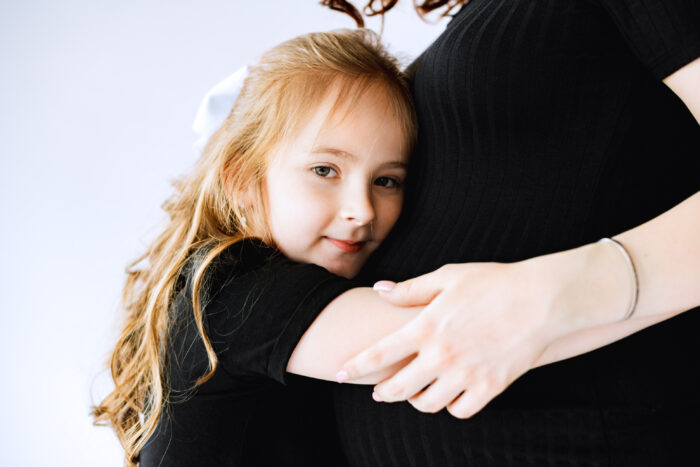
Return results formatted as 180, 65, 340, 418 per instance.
0, 1, 447, 466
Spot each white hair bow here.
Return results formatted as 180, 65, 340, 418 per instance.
191, 65, 249, 155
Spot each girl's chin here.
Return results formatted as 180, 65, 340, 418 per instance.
317, 259, 362, 279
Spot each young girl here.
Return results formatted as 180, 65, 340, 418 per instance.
93, 29, 419, 466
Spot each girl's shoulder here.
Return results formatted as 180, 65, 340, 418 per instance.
214, 238, 281, 276
183, 238, 349, 316
170, 238, 355, 384
176, 238, 279, 295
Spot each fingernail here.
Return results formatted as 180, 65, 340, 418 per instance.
335, 370, 348, 383
373, 280, 396, 292
372, 391, 383, 402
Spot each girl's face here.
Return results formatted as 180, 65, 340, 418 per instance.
264, 86, 409, 279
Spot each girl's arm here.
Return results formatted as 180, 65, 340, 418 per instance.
287, 287, 422, 384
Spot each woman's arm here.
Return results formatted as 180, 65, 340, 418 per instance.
532, 194, 699, 368
286, 287, 421, 384
337, 188, 700, 417
665, 56, 700, 122
335, 56, 700, 417
286, 56, 699, 402
533, 56, 700, 366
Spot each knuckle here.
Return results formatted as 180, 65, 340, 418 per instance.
419, 319, 437, 341
407, 322, 433, 346
458, 367, 476, 386
440, 263, 468, 281
447, 405, 471, 419
415, 400, 441, 414
481, 375, 497, 393
426, 401, 444, 414
482, 371, 506, 394
343, 364, 356, 377
402, 279, 417, 296
385, 384, 405, 399
410, 394, 442, 413
409, 397, 428, 412
367, 348, 384, 366
436, 343, 458, 367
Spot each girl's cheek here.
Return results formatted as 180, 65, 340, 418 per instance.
298, 180, 334, 204
284, 185, 329, 220
378, 196, 404, 233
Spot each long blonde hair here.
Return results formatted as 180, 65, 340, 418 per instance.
93, 28, 415, 466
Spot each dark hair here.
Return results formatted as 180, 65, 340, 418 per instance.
320, 0, 469, 27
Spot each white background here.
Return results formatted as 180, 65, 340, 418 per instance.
0, 1, 447, 465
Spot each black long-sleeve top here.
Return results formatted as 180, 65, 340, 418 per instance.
336, 0, 700, 465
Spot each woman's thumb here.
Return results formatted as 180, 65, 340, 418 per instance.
373, 272, 442, 307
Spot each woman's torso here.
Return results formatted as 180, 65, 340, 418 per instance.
340, 0, 700, 465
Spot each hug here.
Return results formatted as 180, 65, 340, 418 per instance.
95, 1, 700, 465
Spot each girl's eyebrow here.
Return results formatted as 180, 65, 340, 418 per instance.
310, 146, 408, 169
310, 146, 358, 161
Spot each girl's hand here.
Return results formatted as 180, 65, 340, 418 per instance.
336, 244, 631, 418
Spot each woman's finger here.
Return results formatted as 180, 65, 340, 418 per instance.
337, 321, 421, 382
446, 382, 496, 419
407, 376, 466, 414
372, 353, 440, 402
373, 265, 452, 307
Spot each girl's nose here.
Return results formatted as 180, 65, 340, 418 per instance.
340, 186, 375, 226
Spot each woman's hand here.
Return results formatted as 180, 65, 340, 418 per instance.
334, 59, 700, 419
336, 243, 633, 418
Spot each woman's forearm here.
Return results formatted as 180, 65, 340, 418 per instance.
614, 190, 700, 320
287, 184, 700, 388
532, 190, 700, 363
540, 57, 700, 337
534, 310, 680, 368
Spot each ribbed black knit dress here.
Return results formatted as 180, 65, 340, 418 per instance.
334, 0, 700, 465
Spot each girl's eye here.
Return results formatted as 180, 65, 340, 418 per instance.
374, 176, 401, 188
312, 166, 337, 178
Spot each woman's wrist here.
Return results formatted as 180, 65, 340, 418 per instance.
526, 241, 635, 339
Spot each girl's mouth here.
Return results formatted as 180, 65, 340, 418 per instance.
325, 237, 366, 253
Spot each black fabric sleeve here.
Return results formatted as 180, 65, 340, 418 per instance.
597, 0, 700, 79
202, 240, 358, 385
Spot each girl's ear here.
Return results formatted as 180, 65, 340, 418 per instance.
237, 181, 259, 211
221, 155, 251, 206
234, 178, 267, 236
